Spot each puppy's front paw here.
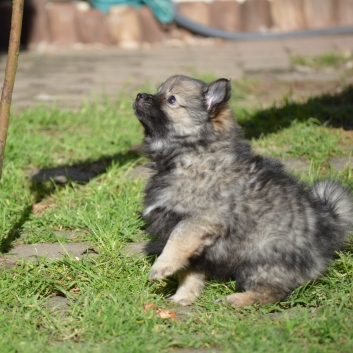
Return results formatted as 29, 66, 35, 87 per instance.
148, 261, 175, 280
168, 293, 195, 306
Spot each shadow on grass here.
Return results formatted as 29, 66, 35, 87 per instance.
0, 151, 141, 252
0, 205, 33, 253
29, 151, 141, 200
241, 85, 353, 139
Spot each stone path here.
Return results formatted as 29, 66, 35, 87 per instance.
5, 242, 98, 262
1, 33, 353, 110
0, 238, 98, 268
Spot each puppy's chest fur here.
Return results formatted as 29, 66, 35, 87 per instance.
143, 143, 315, 245
145, 151, 240, 218
142, 145, 280, 248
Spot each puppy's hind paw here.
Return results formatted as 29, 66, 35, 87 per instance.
225, 291, 277, 307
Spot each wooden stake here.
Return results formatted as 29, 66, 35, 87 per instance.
0, 0, 24, 179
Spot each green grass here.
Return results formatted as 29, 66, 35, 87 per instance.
1, 78, 353, 352
290, 51, 353, 69
252, 118, 343, 164
237, 86, 353, 138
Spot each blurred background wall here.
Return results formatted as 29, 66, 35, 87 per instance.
1, 0, 353, 50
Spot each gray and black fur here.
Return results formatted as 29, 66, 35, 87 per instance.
131, 75, 353, 307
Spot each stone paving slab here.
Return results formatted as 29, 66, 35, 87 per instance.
44, 296, 71, 314
3, 242, 98, 262
329, 156, 353, 170
1, 34, 353, 110
43, 296, 73, 319
283, 157, 310, 174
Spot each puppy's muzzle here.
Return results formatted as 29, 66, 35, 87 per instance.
134, 93, 148, 109
134, 92, 153, 114
135, 93, 151, 107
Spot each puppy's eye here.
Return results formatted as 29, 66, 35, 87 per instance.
167, 96, 177, 105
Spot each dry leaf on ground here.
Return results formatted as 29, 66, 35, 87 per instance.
143, 302, 176, 320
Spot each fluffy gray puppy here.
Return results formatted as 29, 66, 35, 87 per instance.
131, 75, 353, 307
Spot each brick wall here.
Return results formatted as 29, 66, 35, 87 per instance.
1, 0, 353, 49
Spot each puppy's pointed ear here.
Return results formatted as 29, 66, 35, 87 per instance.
203, 79, 231, 112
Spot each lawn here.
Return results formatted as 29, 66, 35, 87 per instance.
0, 73, 353, 352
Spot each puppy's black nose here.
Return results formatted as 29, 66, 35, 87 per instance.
136, 93, 147, 100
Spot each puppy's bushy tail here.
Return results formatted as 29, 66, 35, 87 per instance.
311, 181, 353, 243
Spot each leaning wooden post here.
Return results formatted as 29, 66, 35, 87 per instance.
0, 0, 24, 179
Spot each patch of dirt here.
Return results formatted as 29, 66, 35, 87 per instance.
338, 129, 353, 148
